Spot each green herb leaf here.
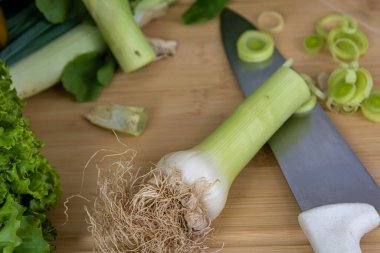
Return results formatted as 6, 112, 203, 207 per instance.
62, 51, 106, 102
35, 0, 87, 23
97, 55, 116, 86
35, 0, 70, 24
182, 0, 229, 25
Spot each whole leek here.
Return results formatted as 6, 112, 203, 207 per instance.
88, 66, 310, 252
157, 66, 310, 226
83, 0, 156, 73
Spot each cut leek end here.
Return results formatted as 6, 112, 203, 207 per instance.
303, 34, 324, 54
82, 0, 157, 73
237, 30, 274, 63
361, 91, 380, 123
119, 46, 157, 73
295, 94, 317, 115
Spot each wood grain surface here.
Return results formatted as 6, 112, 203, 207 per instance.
22, 0, 380, 252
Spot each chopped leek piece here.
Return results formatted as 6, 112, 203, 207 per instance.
343, 15, 358, 34
316, 13, 357, 37
295, 94, 317, 115
330, 37, 360, 62
237, 30, 274, 63
317, 72, 329, 93
300, 73, 326, 100
303, 34, 324, 53
282, 58, 294, 68
326, 65, 373, 113
361, 91, 380, 123
257, 11, 284, 33
327, 28, 368, 59
85, 104, 149, 136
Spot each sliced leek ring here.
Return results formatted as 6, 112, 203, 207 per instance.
303, 34, 324, 53
237, 30, 274, 63
316, 13, 358, 37
330, 37, 360, 62
257, 11, 284, 33
361, 91, 380, 122
328, 28, 368, 57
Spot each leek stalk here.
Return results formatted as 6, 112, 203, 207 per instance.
82, 0, 156, 73
10, 24, 106, 98
157, 66, 310, 225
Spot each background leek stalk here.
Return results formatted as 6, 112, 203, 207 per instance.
83, 0, 156, 73
157, 67, 310, 230
10, 24, 106, 98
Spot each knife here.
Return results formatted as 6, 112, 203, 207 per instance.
220, 8, 380, 253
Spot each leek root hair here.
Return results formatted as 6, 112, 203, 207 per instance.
85, 152, 216, 253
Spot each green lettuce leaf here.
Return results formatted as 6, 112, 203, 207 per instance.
0, 61, 61, 251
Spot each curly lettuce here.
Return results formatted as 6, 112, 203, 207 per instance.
0, 61, 61, 252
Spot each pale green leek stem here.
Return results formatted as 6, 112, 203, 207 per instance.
82, 0, 156, 73
10, 24, 106, 98
194, 67, 310, 184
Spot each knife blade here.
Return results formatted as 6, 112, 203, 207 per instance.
221, 8, 380, 253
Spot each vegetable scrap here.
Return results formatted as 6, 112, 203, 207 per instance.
257, 11, 284, 33
237, 30, 274, 63
0, 61, 61, 252
85, 104, 148, 136
149, 37, 178, 60
86, 67, 310, 252
133, 0, 177, 27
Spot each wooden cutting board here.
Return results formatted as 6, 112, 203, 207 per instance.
22, 0, 380, 252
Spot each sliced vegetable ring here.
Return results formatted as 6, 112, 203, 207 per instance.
237, 30, 274, 63
361, 91, 380, 122
303, 34, 325, 53
326, 65, 372, 113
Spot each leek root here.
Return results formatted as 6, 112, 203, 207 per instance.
86, 66, 310, 252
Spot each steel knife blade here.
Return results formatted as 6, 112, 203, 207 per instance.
221, 8, 380, 253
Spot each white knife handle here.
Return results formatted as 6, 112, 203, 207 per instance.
298, 203, 379, 253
